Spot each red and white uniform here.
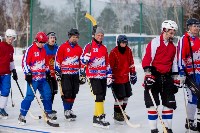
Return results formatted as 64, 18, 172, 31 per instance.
142, 34, 177, 73
0, 42, 15, 75
81, 40, 111, 79
109, 46, 135, 83
177, 32, 200, 75
55, 41, 82, 74
22, 42, 49, 81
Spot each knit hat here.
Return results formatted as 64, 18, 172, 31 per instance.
95, 27, 104, 35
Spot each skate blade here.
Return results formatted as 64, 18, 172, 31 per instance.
66, 118, 76, 122
18, 121, 25, 126
93, 123, 109, 129
114, 120, 125, 125
48, 119, 57, 123
0, 116, 8, 120
185, 129, 198, 133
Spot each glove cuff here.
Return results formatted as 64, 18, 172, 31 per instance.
12, 69, 16, 73
130, 72, 136, 75
27, 72, 32, 76
143, 66, 156, 75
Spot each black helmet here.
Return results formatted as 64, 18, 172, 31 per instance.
186, 18, 200, 27
47, 32, 56, 40
117, 35, 128, 45
68, 28, 79, 38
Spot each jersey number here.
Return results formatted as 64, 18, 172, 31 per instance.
93, 48, 98, 52
34, 52, 39, 57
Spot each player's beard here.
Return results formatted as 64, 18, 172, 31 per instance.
118, 45, 126, 54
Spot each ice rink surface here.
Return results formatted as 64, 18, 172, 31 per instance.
0, 54, 187, 133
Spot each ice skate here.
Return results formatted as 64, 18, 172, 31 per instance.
0, 108, 8, 119
113, 112, 124, 125
93, 114, 110, 129
64, 110, 76, 121
151, 129, 159, 133
18, 114, 26, 126
185, 119, 198, 133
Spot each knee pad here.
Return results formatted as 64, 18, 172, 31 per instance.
163, 99, 177, 110
144, 91, 160, 108
41, 93, 52, 101
95, 94, 105, 102
1, 88, 10, 97
25, 94, 34, 101
64, 92, 72, 99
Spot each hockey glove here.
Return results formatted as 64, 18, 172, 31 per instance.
80, 68, 86, 77
130, 72, 137, 85
79, 74, 86, 85
144, 74, 155, 90
12, 69, 18, 81
25, 72, 32, 84
55, 71, 61, 81
107, 74, 113, 88
83, 53, 91, 63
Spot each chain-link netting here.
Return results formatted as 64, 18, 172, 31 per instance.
31, 0, 184, 59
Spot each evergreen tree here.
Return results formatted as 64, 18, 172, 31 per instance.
97, 5, 119, 33
32, 0, 49, 38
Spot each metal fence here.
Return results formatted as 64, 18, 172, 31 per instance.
30, 0, 184, 59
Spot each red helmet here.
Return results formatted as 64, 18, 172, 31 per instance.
35, 32, 48, 43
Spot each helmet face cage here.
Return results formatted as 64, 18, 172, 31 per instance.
35, 32, 48, 43
117, 35, 128, 45
68, 28, 79, 38
47, 32, 56, 40
161, 20, 178, 32
186, 18, 200, 27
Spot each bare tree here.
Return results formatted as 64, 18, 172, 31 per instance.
1, 0, 30, 47
110, 0, 139, 33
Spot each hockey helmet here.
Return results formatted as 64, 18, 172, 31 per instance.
5, 29, 17, 40
35, 32, 48, 43
186, 18, 200, 27
117, 35, 128, 45
68, 28, 79, 38
161, 20, 178, 31
47, 32, 56, 40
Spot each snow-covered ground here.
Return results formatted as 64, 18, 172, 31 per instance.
0, 49, 187, 133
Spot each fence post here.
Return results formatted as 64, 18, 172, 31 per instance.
139, 2, 143, 60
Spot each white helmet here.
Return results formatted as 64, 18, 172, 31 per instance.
5, 29, 17, 38
161, 20, 178, 32
0, 36, 2, 42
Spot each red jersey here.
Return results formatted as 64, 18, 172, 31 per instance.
22, 42, 49, 81
142, 34, 176, 74
109, 46, 135, 83
177, 32, 200, 75
0, 42, 14, 75
55, 41, 82, 74
81, 40, 112, 79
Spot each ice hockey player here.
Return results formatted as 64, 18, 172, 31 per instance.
142, 20, 179, 133
81, 27, 112, 128
177, 18, 200, 133
109, 35, 137, 124
55, 28, 84, 121
0, 29, 18, 119
18, 32, 57, 125
44, 32, 58, 113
